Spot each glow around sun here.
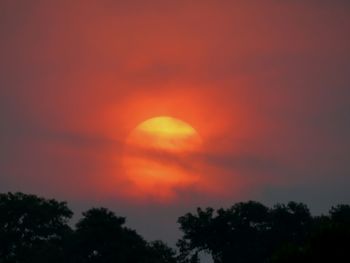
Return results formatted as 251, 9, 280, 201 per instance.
123, 116, 202, 201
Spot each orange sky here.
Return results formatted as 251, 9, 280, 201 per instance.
1, 0, 350, 245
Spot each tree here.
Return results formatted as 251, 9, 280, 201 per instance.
329, 204, 350, 225
0, 192, 73, 263
69, 207, 154, 263
177, 207, 214, 262
271, 204, 350, 263
148, 240, 178, 263
269, 202, 312, 250
177, 201, 314, 263
178, 201, 270, 263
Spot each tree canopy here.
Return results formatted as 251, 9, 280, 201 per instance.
0, 192, 73, 263
0, 192, 349, 263
177, 201, 350, 263
0, 193, 177, 263
69, 207, 151, 263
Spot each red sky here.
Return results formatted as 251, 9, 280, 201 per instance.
1, 0, 350, 245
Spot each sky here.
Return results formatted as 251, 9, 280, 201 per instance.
1, 0, 350, 252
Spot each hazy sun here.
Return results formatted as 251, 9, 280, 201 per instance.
123, 116, 202, 201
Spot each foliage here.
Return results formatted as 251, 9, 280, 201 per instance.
0, 192, 73, 263
1, 192, 350, 263
271, 204, 350, 263
148, 240, 178, 263
68, 207, 152, 263
177, 201, 313, 263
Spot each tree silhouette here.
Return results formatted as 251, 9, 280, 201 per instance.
148, 240, 178, 263
178, 201, 271, 263
272, 204, 350, 263
69, 207, 178, 263
177, 201, 314, 263
1, 192, 350, 263
0, 192, 73, 263
69, 207, 150, 263
269, 202, 312, 252
329, 204, 350, 225
0, 193, 179, 263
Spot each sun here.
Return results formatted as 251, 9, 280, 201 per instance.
127, 116, 201, 152
122, 116, 202, 201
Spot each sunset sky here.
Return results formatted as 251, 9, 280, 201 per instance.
1, 0, 350, 247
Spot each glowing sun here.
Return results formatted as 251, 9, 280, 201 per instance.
123, 116, 202, 201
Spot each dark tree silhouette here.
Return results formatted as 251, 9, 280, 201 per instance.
329, 204, 350, 225
177, 201, 313, 263
272, 204, 350, 263
148, 240, 178, 263
0, 192, 73, 263
69, 207, 149, 263
178, 201, 271, 263
0, 193, 178, 263
268, 202, 312, 251
69, 207, 178, 263
2, 191, 350, 263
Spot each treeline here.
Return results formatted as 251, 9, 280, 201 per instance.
0, 193, 349, 263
